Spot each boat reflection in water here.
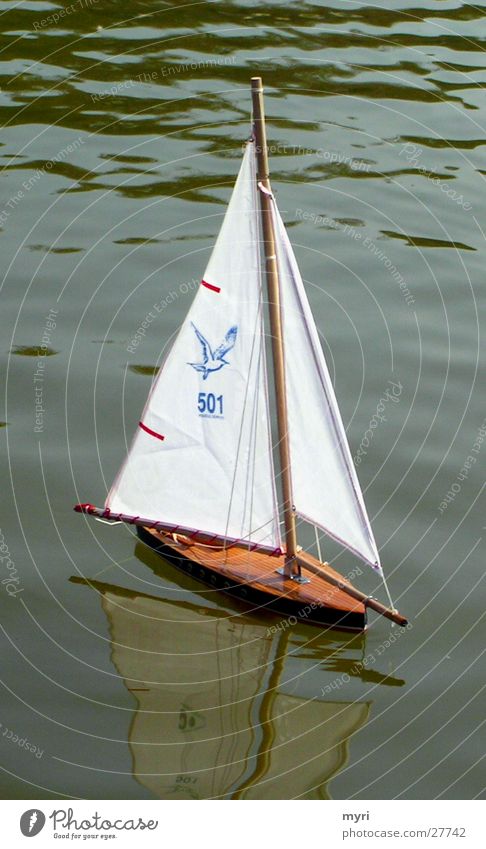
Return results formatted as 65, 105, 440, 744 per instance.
72, 545, 404, 799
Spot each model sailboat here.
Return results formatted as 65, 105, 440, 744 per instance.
75, 78, 407, 631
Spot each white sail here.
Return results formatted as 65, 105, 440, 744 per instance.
107, 143, 281, 551
271, 202, 382, 571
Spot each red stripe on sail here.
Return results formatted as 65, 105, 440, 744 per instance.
139, 421, 165, 442
201, 279, 221, 293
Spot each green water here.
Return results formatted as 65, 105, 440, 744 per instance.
0, 0, 484, 800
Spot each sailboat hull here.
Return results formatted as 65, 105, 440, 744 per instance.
138, 526, 367, 631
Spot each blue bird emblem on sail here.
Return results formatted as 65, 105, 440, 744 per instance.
188, 322, 238, 380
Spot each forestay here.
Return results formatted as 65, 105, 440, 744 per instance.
106, 142, 281, 550
270, 203, 382, 571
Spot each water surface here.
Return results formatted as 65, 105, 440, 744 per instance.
0, 0, 484, 799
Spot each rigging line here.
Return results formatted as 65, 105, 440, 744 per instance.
240, 296, 274, 564
222, 290, 262, 553
314, 525, 323, 564
262, 339, 282, 552
241, 346, 257, 562
381, 570, 397, 617
240, 287, 263, 546
223, 146, 269, 552
223, 249, 264, 552
243, 336, 264, 568
256, 179, 281, 552
261, 191, 299, 560
242, 229, 267, 563
242, 167, 282, 561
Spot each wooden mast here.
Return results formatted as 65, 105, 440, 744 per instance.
251, 76, 299, 578
249, 78, 407, 626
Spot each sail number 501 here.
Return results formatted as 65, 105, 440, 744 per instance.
198, 392, 223, 415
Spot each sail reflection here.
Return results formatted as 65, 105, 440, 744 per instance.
71, 550, 385, 799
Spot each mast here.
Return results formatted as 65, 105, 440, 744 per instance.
251, 76, 299, 579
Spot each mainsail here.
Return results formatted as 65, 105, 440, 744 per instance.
106, 143, 281, 550
107, 139, 380, 567
270, 202, 382, 571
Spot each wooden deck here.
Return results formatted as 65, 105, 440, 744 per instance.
140, 527, 367, 631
